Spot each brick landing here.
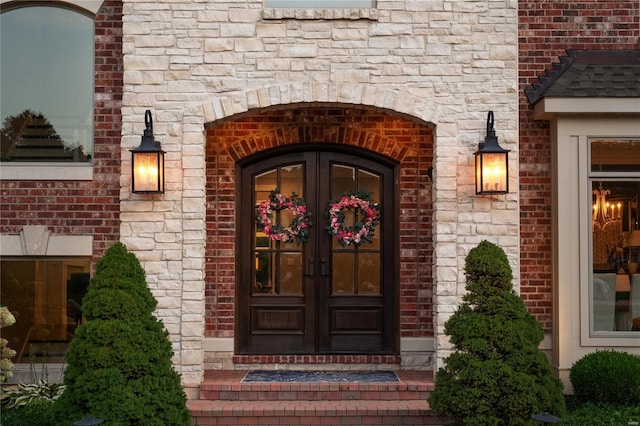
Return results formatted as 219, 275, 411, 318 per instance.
188, 370, 452, 425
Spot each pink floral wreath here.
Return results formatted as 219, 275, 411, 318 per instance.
257, 189, 312, 244
326, 191, 380, 247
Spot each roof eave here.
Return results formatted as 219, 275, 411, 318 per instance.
532, 97, 640, 120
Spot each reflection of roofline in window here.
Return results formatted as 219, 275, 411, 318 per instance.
1, 110, 91, 162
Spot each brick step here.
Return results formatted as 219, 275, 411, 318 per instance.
188, 399, 449, 425
199, 380, 432, 401
190, 370, 449, 425
198, 370, 434, 402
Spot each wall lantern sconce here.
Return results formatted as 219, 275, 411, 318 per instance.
131, 110, 165, 194
474, 111, 510, 195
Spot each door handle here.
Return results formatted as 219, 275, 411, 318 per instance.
320, 258, 329, 279
307, 258, 314, 279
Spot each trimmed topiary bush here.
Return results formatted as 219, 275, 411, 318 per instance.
52, 242, 190, 425
428, 240, 566, 425
569, 349, 640, 406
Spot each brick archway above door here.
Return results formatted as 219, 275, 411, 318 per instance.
207, 104, 432, 163
204, 104, 435, 348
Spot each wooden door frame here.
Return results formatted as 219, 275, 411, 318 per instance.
234, 144, 401, 355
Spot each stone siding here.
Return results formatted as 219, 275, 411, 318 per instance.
120, 0, 519, 389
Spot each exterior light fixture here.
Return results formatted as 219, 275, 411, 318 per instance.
474, 111, 510, 195
131, 110, 165, 194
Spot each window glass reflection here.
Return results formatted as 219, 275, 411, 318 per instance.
0, 259, 91, 363
589, 138, 640, 333
253, 164, 305, 296
332, 253, 355, 295
358, 253, 380, 295
591, 139, 640, 173
279, 253, 303, 295
1, 6, 93, 161
332, 165, 355, 197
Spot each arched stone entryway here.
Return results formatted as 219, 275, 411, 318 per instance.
204, 104, 435, 365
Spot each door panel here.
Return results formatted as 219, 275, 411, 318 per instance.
238, 150, 395, 354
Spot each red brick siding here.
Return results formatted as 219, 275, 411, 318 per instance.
518, 1, 640, 331
205, 106, 434, 340
0, 0, 123, 262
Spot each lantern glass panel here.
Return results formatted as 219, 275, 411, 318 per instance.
133, 151, 163, 193
476, 152, 507, 194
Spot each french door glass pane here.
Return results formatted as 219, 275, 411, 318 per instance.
358, 169, 379, 199
332, 165, 355, 197
255, 169, 277, 212
279, 253, 303, 295
330, 163, 382, 295
253, 164, 305, 295
280, 165, 303, 195
254, 251, 273, 293
332, 252, 355, 294
358, 253, 380, 295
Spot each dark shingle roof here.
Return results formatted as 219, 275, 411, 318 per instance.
525, 49, 640, 104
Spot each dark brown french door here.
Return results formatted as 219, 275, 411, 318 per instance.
236, 149, 397, 354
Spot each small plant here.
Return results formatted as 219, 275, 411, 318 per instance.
1, 380, 66, 409
0, 305, 17, 383
569, 349, 640, 406
428, 241, 566, 425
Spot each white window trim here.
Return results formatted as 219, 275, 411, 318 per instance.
0, 1, 103, 15
0, 1, 102, 175
553, 117, 640, 352
0, 225, 92, 256
0, 163, 93, 181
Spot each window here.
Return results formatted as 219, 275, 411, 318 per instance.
590, 139, 640, 334
1, 259, 91, 363
266, 1, 375, 7
0, 5, 94, 162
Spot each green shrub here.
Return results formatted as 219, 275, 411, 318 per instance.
562, 397, 640, 425
428, 240, 566, 425
0, 398, 55, 426
569, 349, 640, 406
51, 243, 190, 426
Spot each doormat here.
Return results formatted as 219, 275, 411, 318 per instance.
242, 370, 399, 383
